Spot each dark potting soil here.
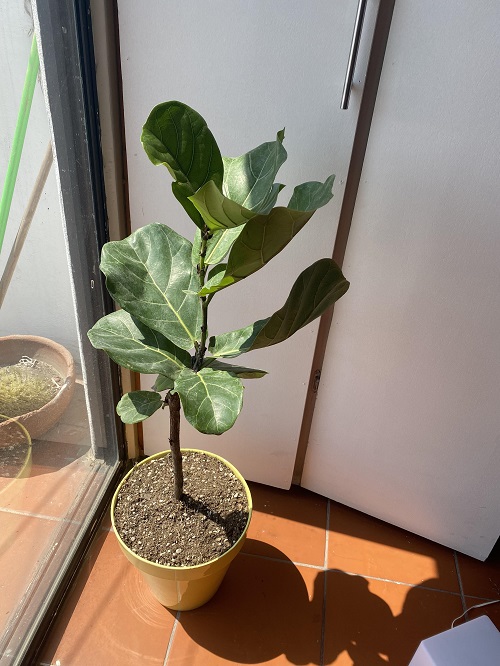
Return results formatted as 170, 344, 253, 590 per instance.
113, 451, 250, 567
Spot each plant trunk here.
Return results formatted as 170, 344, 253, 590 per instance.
167, 392, 183, 500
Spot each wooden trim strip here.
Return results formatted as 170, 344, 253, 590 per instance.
293, 0, 396, 484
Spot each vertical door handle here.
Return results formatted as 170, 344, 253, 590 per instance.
341, 0, 369, 109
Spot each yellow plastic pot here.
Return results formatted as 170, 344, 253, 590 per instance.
111, 448, 252, 611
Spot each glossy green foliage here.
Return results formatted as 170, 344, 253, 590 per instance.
88, 101, 349, 436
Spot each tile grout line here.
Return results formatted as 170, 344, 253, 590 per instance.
243, 551, 325, 570
454, 550, 468, 619
324, 498, 331, 569
243, 551, 466, 596
0, 507, 80, 524
163, 610, 181, 665
319, 499, 331, 666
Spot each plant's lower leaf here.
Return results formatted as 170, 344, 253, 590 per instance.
209, 258, 349, 357
222, 133, 287, 213
116, 391, 163, 424
88, 310, 191, 376
288, 175, 335, 211
152, 375, 175, 391
202, 358, 267, 378
188, 180, 256, 231
173, 367, 243, 435
100, 224, 202, 350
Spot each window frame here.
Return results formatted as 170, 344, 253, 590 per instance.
0, 0, 126, 662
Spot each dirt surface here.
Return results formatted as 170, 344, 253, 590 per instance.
113, 451, 250, 567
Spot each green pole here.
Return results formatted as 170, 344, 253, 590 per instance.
0, 35, 40, 255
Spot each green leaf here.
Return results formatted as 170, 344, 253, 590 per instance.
199, 207, 315, 295
188, 180, 256, 231
172, 182, 205, 230
191, 229, 202, 265
152, 375, 175, 391
204, 263, 227, 291
209, 258, 349, 357
201, 358, 267, 378
207, 228, 245, 265
199, 174, 336, 296
222, 132, 287, 213
88, 309, 191, 376
141, 101, 223, 226
258, 182, 285, 215
100, 224, 202, 351
116, 391, 163, 424
174, 368, 244, 435
288, 175, 335, 211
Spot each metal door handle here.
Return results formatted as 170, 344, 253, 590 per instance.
341, 0, 368, 109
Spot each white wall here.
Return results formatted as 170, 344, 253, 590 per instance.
116, 0, 375, 487
0, 1, 79, 358
302, 0, 500, 559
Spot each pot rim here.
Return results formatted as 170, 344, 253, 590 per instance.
0, 415, 32, 497
0, 335, 76, 422
111, 448, 253, 572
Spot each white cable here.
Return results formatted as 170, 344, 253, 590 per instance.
451, 599, 500, 628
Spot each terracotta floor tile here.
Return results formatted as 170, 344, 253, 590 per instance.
328, 502, 459, 592
167, 552, 323, 665
0, 457, 93, 518
457, 539, 500, 600
0, 513, 57, 635
39, 528, 175, 666
244, 482, 327, 566
464, 597, 500, 630
324, 572, 463, 665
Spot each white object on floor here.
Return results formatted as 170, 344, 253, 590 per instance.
409, 615, 500, 665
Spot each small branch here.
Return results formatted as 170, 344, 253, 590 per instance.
166, 392, 183, 500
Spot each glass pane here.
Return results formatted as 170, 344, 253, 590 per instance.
0, 2, 120, 662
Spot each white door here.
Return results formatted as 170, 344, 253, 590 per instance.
117, 0, 379, 487
302, 1, 500, 559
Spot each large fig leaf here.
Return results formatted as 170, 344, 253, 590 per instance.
209, 258, 349, 357
142, 101, 223, 229
88, 309, 191, 376
116, 391, 163, 424
100, 224, 202, 351
189, 180, 256, 231
173, 368, 243, 435
198, 207, 314, 295
201, 358, 267, 378
199, 176, 336, 296
222, 132, 287, 213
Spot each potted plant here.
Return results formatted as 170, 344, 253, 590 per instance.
0, 335, 76, 442
88, 100, 349, 610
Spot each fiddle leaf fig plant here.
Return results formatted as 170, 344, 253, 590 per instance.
88, 101, 349, 500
